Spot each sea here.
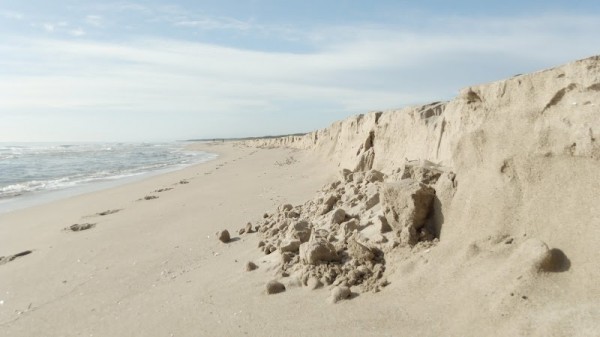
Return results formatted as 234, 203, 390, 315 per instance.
0, 142, 217, 213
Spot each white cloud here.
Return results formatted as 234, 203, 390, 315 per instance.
42, 23, 55, 32
37, 21, 71, 34
0, 10, 23, 20
85, 15, 103, 27
1, 13, 600, 141
93, 2, 150, 14
174, 17, 252, 31
70, 28, 86, 37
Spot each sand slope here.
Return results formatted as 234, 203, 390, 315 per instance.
247, 55, 600, 336
1, 56, 599, 336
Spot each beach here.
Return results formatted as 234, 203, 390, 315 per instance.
1, 56, 600, 337
0, 142, 342, 336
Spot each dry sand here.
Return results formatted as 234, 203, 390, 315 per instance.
0, 144, 339, 336
1, 56, 600, 336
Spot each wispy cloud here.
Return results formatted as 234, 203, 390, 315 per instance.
37, 21, 69, 34
1, 12, 600, 141
91, 2, 151, 14
70, 28, 85, 37
85, 15, 103, 27
42, 23, 55, 32
174, 17, 253, 31
0, 10, 23, 20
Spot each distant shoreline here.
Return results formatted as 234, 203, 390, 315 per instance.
183, 132, 307, 142
0, 143, 218, 214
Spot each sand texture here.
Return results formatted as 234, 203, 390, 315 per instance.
1, 56, 600, 336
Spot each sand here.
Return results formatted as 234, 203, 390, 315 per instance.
1, 56, 599, 336
0, 144, 339, 336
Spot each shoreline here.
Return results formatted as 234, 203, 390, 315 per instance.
0, 143, 218, 215
0, 142, 339, 336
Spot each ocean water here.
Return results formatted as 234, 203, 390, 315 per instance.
0, 142, 216, 212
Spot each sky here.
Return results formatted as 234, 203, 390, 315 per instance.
1, 1, 600, 142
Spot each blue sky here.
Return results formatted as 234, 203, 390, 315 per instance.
1, 1, 600, 141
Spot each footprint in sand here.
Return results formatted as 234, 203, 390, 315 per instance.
154, 188, 174, 193
97, 209, 122, 216
137, 195, 159, 201
0, 250, 33, 266
65, 223, 96, 232
83, 209, 122, 218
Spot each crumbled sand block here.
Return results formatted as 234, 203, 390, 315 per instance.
265, 280, 286, 294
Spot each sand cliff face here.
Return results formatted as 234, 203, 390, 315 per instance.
248, 56, 600, 238
249, 56, 600, 171
246, 56, 600, 331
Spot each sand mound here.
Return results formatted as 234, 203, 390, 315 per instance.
243, 55, 600, 332
254, 160, 456, 297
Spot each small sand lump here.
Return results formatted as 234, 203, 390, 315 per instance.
217, 230, 231, 243
329, 286, 351, 304
246, 261, 258, 271
266, 280, 286, 294
307, 277, 323, 290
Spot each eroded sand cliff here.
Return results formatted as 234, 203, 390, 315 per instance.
242, 56, 600, 334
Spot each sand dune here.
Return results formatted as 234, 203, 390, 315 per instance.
1, 56, 599, 336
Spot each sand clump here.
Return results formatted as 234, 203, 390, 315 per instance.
217, 230, 231, 243
329, 286, 352, 304
265, 280, 286, 294
254, 164, 450, 299
382, 180, 436, 245
246, 261, 258, 271
238, 222, 255, 235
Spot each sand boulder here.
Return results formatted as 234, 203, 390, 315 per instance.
265, 280, 286, 295
340, 168, 353, 182
330, 208, 346, 224
306, 277, 324, 290
288, 221, 311, 243
217, 230, 231, 243
365, 192, 380, 210
319, 194, 338, 215
246, 261, 258, 271
299, 237, 340, 265
511, 238, 553, 274
382, 180, 435, 245
365, 169, 384, 183
340, 219, 360, 238
398, 162, 444, 185
329, 286, 351, 304
279, 238, 301, 253
347, 238, 375, 262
